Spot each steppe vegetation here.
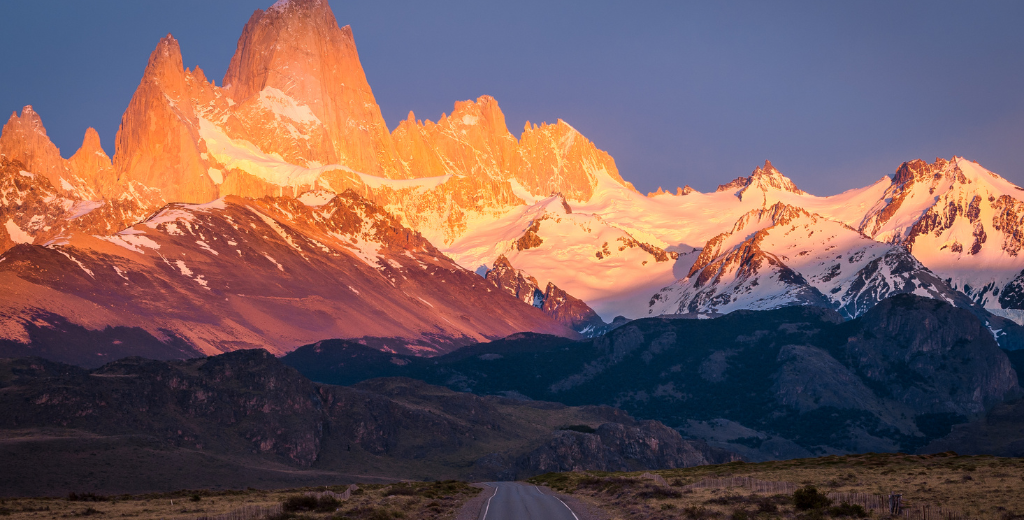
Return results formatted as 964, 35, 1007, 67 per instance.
0, 481, 479, 520
529, 452, 1024, 520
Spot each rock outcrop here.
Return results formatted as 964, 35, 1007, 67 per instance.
222, 0, 404, 178
485, 254, 606, 334
0, 106, 72, 193
112, 35, 214, 204
67, 128, 114, 195
474, 419, 737, 481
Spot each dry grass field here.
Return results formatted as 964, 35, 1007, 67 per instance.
0, 481, 480, 520
529, 453, 1024, 520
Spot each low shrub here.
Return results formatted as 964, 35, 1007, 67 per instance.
706, 494, 748, 506
575, 476, 638, 495
635, 485, 683, 500
682, 505, 715, 520
757, 497, 779, 513
828, 502, 868, 518
67, 493, 107, 502
382, 485, 416, 497
332, 506, 403, 520
283, 495, 341, 513
793, 486, 832, 511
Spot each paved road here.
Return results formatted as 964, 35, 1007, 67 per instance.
480, 482, 580, 520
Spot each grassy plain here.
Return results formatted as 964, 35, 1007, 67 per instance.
0, 481, 480, 520
529, 453, 1024, 520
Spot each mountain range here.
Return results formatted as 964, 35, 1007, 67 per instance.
3, 0, 1024, 360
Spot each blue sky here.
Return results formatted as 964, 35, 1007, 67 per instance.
1, 0, 1022, 195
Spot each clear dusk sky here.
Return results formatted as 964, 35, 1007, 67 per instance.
1, 0, 1022, 195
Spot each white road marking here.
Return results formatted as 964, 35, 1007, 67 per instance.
535, 485, 580, 520
482, 483, 498, 519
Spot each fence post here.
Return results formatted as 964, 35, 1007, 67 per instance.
889, 494, 902, 515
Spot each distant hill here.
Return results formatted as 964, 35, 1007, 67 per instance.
284, 294, 1021, 460
0, 349, 731, 497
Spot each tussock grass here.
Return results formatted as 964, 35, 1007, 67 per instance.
529, 453, 1024, 520
0, 481, 479, 520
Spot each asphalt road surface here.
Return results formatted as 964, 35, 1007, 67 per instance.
480, 482, 580, 520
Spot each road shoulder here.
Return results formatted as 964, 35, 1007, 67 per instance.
533, 483, 611, 520
455, 483, 496, 520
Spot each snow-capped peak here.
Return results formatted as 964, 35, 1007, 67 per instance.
714, 160, 804, 199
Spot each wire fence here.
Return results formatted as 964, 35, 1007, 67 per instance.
639, 472, 669, 486
827, 491, 887, 511
304, 484, 358, 501
681, 476, 797, 495
172, 504, 283, 520
896, 505, 968, 520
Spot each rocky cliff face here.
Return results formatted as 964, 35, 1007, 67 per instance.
222, 0, 403, 178
112, 36, 215, 205
0, 106, 76, 195
67, 128, 114, 195
839, 296, 1019, 416
0, 107, 106, 200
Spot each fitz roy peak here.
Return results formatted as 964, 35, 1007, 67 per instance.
2, 0, 1024, 361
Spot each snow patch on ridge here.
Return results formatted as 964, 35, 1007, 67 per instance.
175, 260, 193, 277
357, 172, 452, 192
68, 200, 104, 220
258, 87, 321, 126
4, 220, 32, 244
56, 250, 94, 278
248, 206, 303, 252
97, 233, 161, 254
207, 167, 224, 184
298, 190, 335, 206
198, 117, 452, 192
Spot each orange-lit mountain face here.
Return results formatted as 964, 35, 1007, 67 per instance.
3, 0, 1024, 360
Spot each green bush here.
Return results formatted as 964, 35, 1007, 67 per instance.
793, 486, 832, 511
